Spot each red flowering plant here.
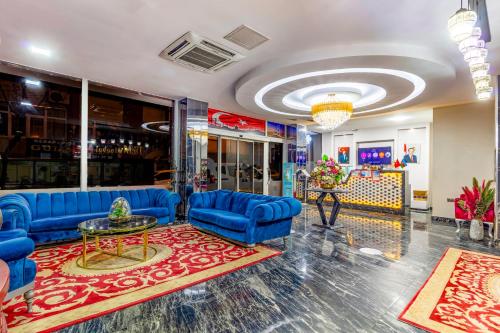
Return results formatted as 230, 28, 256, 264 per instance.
310, 154, 346, 189
457, 177, 495, 221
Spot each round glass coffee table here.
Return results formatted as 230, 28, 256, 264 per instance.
78, 215, 157, 269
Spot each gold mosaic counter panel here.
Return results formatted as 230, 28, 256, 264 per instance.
298, 171, 407, 215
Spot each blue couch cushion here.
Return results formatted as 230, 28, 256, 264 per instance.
30, 212, 108, 232
245, 199, 265, 217
132, 207, 169, 218
215, 190, 232, 210
190, 208, 249, 232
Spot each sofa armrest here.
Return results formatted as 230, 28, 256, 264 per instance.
252, 198, 302, 223
0, 194, 32, 232
0, 229, 27, 241
1, 209, 18, 230
0, 236, 34, 262
155, 190, 181, 222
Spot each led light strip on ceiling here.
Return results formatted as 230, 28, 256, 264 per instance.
254, 68, 426, 117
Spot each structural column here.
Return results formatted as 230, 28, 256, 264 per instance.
80, 78, 88, 191
175, 98, 208, 217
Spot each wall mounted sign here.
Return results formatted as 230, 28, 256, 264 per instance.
358, 147, 392, 165
286, 125, 297, 140
338, 147, 350, 164
283, 162, 295, 197
267, 121, 285, 138
208, 108, 265, 135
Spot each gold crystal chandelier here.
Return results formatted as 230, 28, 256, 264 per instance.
311, 93, 353, 130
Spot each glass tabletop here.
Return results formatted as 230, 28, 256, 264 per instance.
78, 215, 158, 235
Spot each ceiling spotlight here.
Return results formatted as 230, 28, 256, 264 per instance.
20, 101, 32, 106
29, 45, 51, 57
145, 143, 150, 148
110, 139, 116, 144
389, 115, 411, 122
128, 140, 133, 145
119, 138, 125, 144
89, 139, 96, 145
448, 4, 478, 43
24, 78, 41, 86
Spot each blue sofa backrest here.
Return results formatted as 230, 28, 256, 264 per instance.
19, 189, 162, 220
191, 190, 284, 214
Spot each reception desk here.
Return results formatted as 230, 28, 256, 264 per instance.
298, 170, 410, 215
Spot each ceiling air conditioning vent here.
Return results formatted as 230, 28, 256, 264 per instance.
224, 25, 269, 50
159, 32, 244, 73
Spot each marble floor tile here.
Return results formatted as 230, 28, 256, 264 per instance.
56, 204, 499, 333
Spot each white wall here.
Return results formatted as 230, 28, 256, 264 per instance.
432, 101, 495, 218
322, 123, 431, 209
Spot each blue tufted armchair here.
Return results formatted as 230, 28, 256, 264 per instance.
0, 209, 36, 312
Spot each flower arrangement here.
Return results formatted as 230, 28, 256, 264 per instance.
310, 155, 345, 189
108, 197, 132, 222
457, 177, 495, 221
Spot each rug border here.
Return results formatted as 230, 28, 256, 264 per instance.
8, 226, 282, 333
398, 247, 500, 333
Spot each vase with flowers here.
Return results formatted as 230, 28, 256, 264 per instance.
310, 155, 346, 189
457, 177, 495, 241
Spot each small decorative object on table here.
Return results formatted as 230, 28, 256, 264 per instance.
310, 154, 345, 189
457, 177, 495, 241
108, 197, 132, 224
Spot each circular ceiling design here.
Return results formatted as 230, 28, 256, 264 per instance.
283, 82, 386, 111
235, 54, 456, 120
255, 68, 425, 117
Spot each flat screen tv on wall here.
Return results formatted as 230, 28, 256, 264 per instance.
357, 147, 392, 165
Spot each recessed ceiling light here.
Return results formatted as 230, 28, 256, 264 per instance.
359, 247, 383, 255
20, 101, 32, 106
388, 115, 411, 122
24, 78, 41, 86
29, 45, 51, 57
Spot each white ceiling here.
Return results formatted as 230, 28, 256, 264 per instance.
0, 0, 498, 127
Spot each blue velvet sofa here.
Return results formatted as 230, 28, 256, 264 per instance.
188, 190, 302, 246
0, 188, 181, 244
0, 209, 36, 312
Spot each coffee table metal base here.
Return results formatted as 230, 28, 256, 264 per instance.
78, 230, 154, 270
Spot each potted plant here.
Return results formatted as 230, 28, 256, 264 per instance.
457, 177, 495, 240
310, 155, 346, 189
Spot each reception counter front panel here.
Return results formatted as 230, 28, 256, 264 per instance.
300, 170, 409, 215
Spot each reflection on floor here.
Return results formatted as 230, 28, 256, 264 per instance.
58, 205, 498, 333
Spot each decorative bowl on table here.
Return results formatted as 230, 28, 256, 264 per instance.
108, 197, 132, 224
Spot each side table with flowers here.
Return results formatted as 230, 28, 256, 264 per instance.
310, 155, 346, 189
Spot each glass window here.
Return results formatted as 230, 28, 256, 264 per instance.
87, 89, 173, 188
220, 138, 237, 190
0, 72, 81, 189
207, 136, 218, 191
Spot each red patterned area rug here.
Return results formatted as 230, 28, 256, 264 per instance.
4, 224, 281, 333
399, 248, 500, 333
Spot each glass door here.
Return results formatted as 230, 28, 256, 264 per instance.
238, 140, 254, 193
254, 142, 264, 194
207, 135, 218, 191
269, 142, 283, 196
209, 136, 265, 194
220, 138, 237, 190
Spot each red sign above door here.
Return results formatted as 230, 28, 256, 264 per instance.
208, 108, 265, 135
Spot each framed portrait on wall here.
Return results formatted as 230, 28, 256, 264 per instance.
401, 143, 420, 164
338, 147, 350, 164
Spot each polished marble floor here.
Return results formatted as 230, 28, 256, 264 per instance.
58, 205, 499, 333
